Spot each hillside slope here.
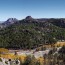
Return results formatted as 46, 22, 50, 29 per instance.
0, 16, 65, 49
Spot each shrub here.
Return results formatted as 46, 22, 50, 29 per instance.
0, 58, 2, 62
5, 61, 8, 64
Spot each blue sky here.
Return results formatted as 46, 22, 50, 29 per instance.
0, 0, 65, 21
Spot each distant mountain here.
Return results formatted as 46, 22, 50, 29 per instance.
0, 16, 65, 49
25, 16, 33, 20
0, 16, 65, 28
23, 16, 65, 28
49, 18, 65, 28
4, 18, 18, 24
0, 18, 18, 28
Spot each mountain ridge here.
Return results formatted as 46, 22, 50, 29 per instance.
0, 16, 65, 49
0, 16, 65, 28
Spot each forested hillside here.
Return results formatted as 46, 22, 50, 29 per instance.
0, 16, 65, 49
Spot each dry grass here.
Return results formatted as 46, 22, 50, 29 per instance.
0, 41, 65, 63
0, 48, 9, 53
54, 42, 65, 47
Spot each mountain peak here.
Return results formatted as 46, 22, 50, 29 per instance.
7, 18, 18, 23
2, 18, 18, 26
25, 16, 33, 20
